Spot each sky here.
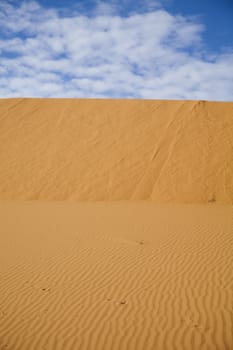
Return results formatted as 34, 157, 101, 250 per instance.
0, 0, 232, 100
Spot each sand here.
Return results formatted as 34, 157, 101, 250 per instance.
0, 98, 233, 203
0, 98, 233, 350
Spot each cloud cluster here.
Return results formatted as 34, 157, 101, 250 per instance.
0, 0, 232, 100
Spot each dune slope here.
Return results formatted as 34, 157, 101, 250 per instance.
0, 98, 233, 203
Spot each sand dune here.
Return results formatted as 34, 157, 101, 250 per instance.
0, 201, 232, 350
0, 98, 233, 349
0, 98, 233, 203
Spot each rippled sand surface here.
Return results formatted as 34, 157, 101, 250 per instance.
0, 98, 232, 349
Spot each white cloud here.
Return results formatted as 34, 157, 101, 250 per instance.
94, 1, 118, 16
0, 0, 232, 100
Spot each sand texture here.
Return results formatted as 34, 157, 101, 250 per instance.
0, 98, 233, 350
0, 201, 233, 350
0, 98, 233, 203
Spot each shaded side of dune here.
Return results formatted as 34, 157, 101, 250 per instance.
0, 98, 233, 203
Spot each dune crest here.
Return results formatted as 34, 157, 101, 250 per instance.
0, 98, 233, 203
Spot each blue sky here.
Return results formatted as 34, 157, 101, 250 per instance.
0, 0, 232, 100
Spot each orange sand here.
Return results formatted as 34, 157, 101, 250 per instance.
0, 98, 233, 203
0, 99, 232, 350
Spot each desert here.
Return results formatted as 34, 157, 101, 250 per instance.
0, 98, 233, 350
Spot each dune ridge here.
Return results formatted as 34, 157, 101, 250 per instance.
0, 98, 233, 203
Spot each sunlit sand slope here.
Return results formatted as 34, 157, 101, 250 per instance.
0, 98, 233, 203
0, 201, 232, 350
